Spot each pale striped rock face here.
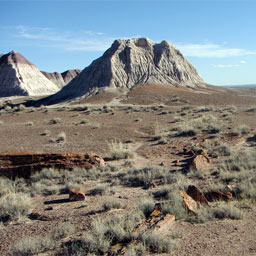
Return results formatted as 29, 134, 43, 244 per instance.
45, 38, 207, 104
0, 51, 59, 97
41, 69, 81, 89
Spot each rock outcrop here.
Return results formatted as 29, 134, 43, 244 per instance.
0, 51, 59, 97
0, 152, 105, 179
41, 69, 81, 89
39, 38, 206, 104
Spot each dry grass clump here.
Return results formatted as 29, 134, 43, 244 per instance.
108, 140, 135, 160
49, 117, 62, 124
56, 132, 66, 143
142, 232, 178, 253
233, 125, 250, 136
26, 121, 33, 126
88, 184, 110, 196
13, 222, 75, 255
0, 192, 31, 222
70, 212, 143, 255
13, 235, 56, 256
0, 120, 4, 125
192, 202, 243, 223
40, 129, 51, 136
139, 199, 155, 218
102, 199, 123, 211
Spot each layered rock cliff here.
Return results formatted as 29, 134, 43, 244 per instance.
0, 51, 59, 97
43, 38, 206, 104
41, 69, 81, 89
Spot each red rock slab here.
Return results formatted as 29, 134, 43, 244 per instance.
205, 190, 232, 202
0, 152, 105, 179
187, 185, 209, 205
181, 191, 199, 214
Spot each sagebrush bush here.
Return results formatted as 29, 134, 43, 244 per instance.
139, 199, 155, 218
13, 235, 56, 255
108, 140, 134, 160
142, 232, 178, 253
49, 117, 62, 124
103, 199, 122, 211
0, 192, 31, 222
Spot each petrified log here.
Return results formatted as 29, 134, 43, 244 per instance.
205, 190, 232, 202
0, 152, 105, 179
187, 185, 209, 205
181, 191, 199, 214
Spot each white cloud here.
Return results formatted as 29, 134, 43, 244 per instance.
214, 64, 239, 68
13, 25, 113, 51
240, 60, 247, 64
175, 43, 256, 58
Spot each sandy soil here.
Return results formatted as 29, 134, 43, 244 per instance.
0, 85, 256, 255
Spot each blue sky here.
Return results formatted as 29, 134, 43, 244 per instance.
1, 0, 255, 85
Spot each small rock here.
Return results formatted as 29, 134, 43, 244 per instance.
69, 188, 86, 201
29, 212, 52, 221
190, 154, 210, 172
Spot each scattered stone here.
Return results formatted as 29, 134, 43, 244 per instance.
69, 188, 86, 201
190, 154, 210, 172
181, 191, 199, 214
205, 190, 232, 202
44, 206, 54, 211
28, 212, 52, 221
187, 185, 209, 205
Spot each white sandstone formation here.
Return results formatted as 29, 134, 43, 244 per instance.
41, 69, 81, 89
43, 38, 206, 104
0, 51, 59, 97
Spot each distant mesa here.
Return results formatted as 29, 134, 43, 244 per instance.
0, 51, 59, 97
41, 69, 81, 89
40, 38, 207, 105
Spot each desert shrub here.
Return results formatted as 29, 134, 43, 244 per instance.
0, 178, 14, 197
162, 191, 186, 219
176, 124, 197, 137
13, 235, 56, 256
26, 121, 33, 126
245, 107, 256, 113
56, 132, 66, 143
88, 184, 109, 196
120, 166, 168, 187
247, 131, 256, 142
80, 119, 89, 124
40, 130, 51, 136
190, 202, 242, 223
80, 212, 142, 254
142, 232, 178, 253
108, 140, 134, 160
0, 120, 4, 125
49, 117, 62, 124
233, 125, 250, 136
0, 192, 31, 222
103, 199, 122, 211
31, 182, 59, 196
215, 143, 231, 156
139, 199, 155, 218
53, 222, 75, 240
31, 168, 61, 181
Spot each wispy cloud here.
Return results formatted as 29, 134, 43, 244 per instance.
240, 60, 247, 64
175, 43, 256, 58
13, 25, 113, 51
214, 64, 239, 68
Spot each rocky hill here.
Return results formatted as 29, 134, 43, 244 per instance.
41, 69, 81, 89
41, 38, 206, 104
0, 51, 59, 97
